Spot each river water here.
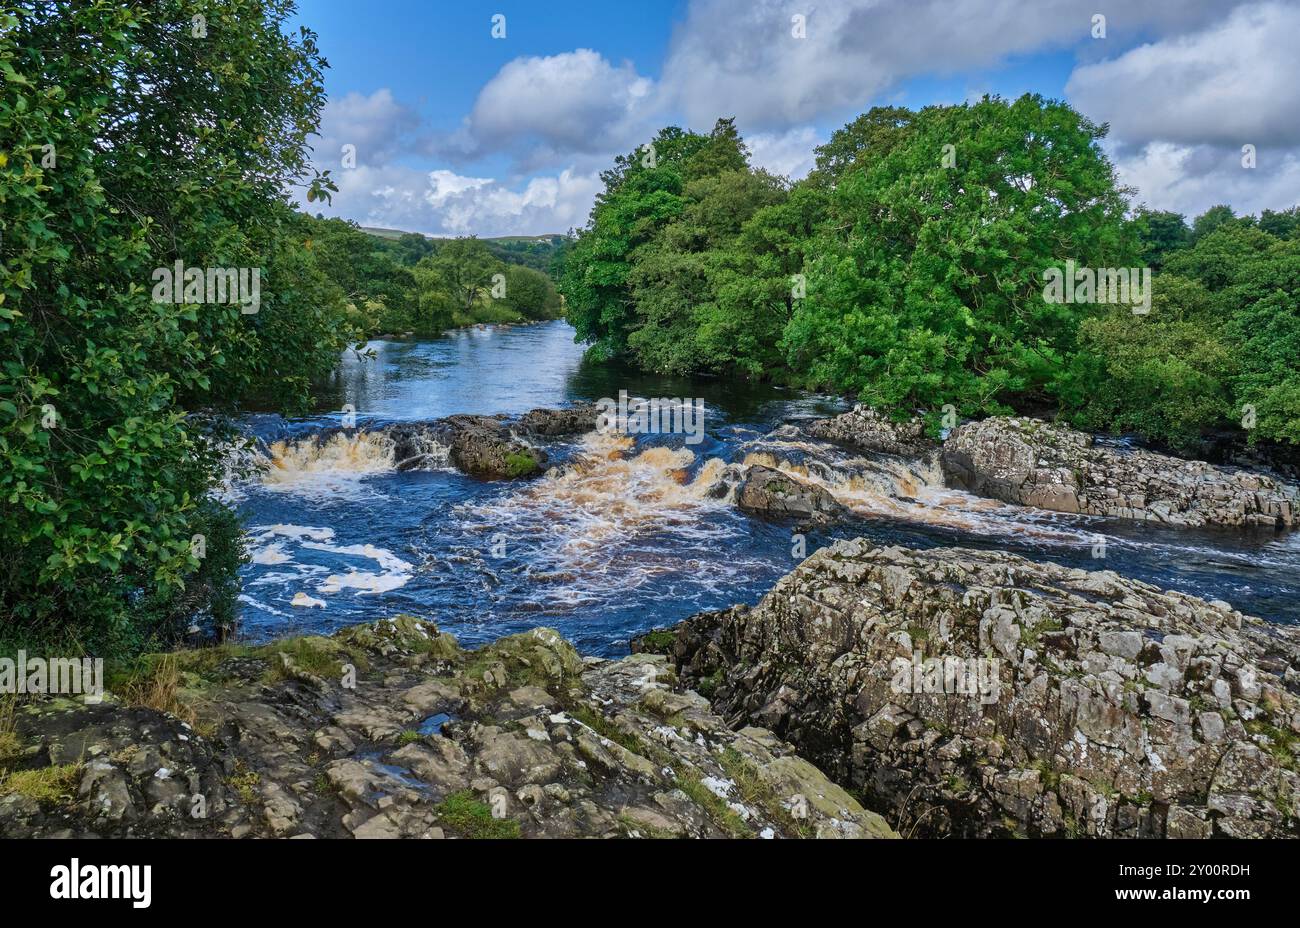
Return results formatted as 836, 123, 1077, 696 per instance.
228, 320, 1299, 655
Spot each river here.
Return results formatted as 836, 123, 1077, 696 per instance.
227, 319, 1300, 655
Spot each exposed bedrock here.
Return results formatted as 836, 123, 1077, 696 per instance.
0, 618, 895, 839
805, 405, 938, 458
735, 464, 850, 527
639, 538, 1300, 838
941, 416, 1299, 529
518, 402, 601, 436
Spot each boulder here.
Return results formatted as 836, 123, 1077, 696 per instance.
942, 417, 1299, 528
805, 405, 937, 458
518, 403, 601, 437
443, 415, 547, 479
651, 538, 1300, 838
736, 465, 849, 527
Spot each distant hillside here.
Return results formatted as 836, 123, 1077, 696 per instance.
358, 226, 567, 275
360, 226, 564, 244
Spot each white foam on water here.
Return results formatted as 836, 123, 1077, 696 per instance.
455, 430, 765, 610
243, 523, 414, 604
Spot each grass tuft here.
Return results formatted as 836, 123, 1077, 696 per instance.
434, 790, 521, 839
0, 763, 82, 804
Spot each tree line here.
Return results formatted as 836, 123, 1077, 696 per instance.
303, 219, 564, 338
558, 104, 1300, 454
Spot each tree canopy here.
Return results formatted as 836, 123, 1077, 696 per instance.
559, 95, 1299, 453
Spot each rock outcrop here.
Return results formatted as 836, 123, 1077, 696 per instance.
942, 417, 1299, 529
519, 403, 601, 437
644, 538, 1300, 838
0, 617, 895, 840
805, 405, 937, 458
443, 414, 548, 479
736, 465, 849, 527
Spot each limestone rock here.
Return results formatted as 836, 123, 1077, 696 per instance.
942, 417, 1299, 529
737, 465, 849, 527
653, 537, 1300, 838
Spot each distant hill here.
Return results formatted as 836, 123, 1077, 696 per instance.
355, 226, 568, 276
360, 226, 565, 244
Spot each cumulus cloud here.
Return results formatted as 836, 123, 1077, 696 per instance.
312, 88, 424, 169
1109, 141, 1300, 218
1064, 2, 1300, 218
445, 49, 656, 168
1067, 2, 1300, 148
307, 163, 600, 237
303, 0, 1298, 234
747, 126, 821, 180
658, 0, 1251, 130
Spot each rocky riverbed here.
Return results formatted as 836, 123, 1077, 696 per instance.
0, 616, 894, 839
4, 537, 1297, 838
6, 401, 1297, 839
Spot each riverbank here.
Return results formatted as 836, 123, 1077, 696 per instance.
0, 615, 894, 839
4, 534, 1296, 838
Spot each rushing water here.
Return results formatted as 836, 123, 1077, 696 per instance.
229, 320, 1300, 656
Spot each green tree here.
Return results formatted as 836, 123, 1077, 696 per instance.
808, 106, 915, 186
502, 265, 561, 320
431, 238, 502, 315
1066, 276, 1235, 450
1190, 204, 1239, 242
560, 129, 701, 359
1132, 208, 1190, 270
0, 0, 350, 655
781, 95, 1135, 421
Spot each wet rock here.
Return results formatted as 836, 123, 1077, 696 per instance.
736, 465, 849, 527
443, 415, 547, 479
518, 403, 601, 437
659, 537, 1300, 838
942, 417, 1300, 529
805, 405, 937, 458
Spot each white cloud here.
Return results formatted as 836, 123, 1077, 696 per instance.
304, 0, 1299, 233
1067, 2, 1300, 148
747, 126, 821, 179
447, 49, 655, 168
658, 0, 1250, 130
307, 163, 600, 237
1064, 2, 1300, 217
425, 170, 493, 206
1110, 141, 1300, 218
312, 88, 423, 169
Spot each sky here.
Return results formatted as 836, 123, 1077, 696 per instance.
291, 0, 1300, 237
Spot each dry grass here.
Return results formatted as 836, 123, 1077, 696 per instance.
0, 696, 20, 762
120, 654, 199, 727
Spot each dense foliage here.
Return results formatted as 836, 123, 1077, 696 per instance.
0, 0, 353, 655
302, 217, 564, 337
559, 96, 1299, 451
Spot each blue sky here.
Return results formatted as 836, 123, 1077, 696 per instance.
291, 0, 1300, 236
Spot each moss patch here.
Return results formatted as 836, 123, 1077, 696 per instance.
638, 628, 677, 652
227, 760, 261, 804
0, 696, 20, 763
0, 763, 82, 804
719, 746, 813, 838
434, 790, 521, 839
673, 767, 751, 838
567, 705, 644, 755
504, 451, 542, 478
